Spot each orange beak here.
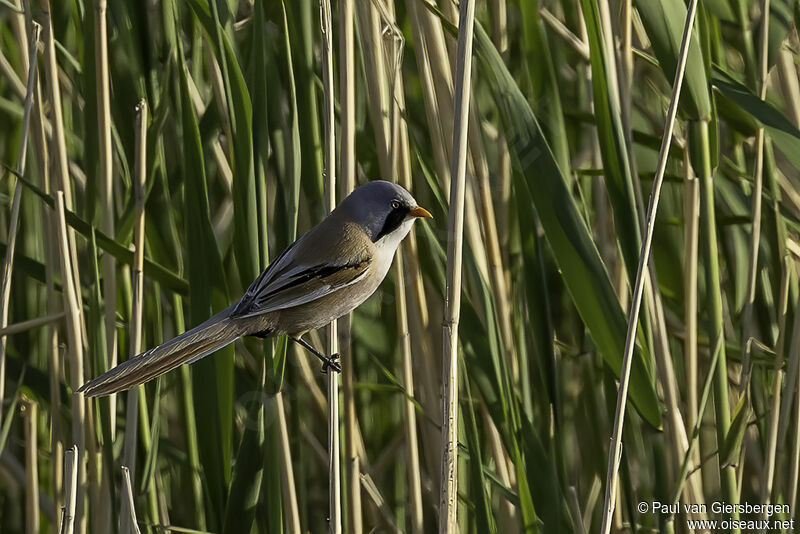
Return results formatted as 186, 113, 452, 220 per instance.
408, 206, 433, 219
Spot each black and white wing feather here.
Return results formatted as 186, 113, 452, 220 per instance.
231, 223, 373, 318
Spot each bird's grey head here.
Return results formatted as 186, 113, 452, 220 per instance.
338, 180, 431, 243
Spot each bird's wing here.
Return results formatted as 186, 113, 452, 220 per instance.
232, 222, 373, 317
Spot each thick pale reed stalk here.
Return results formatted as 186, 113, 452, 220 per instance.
24, 398, 39, 534
55, 192, 87, 534
0, 21, 39, 432
319, 1, 341, 532
61, 446, 78, 534
600, 1, 699, 532
439, 0, 476, 530
121, 100, 147, 534
40, 0, 86, 372
338, 0, 361, 531
94, 0, 118, 437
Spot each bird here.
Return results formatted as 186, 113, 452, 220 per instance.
78, 180, 432, 397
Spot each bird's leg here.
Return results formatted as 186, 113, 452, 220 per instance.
291, 336, 342, 374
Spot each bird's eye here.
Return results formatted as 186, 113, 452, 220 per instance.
391, 200, 401, 210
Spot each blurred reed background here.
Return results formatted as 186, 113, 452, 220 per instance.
1, 0, 800, 533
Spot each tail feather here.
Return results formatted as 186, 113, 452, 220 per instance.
78, 313, 242, 397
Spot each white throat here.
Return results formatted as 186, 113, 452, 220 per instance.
373, 217, 415, 278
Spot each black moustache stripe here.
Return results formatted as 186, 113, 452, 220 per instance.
374, 205, 409, 242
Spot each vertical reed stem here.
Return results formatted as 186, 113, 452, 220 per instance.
55, 191, 87, 534
439, 0, 476, 531
682, 145, 701, 491
121, 100, 147, 534
338, 0, 361, 531
62, 446, 78, 534
319, 1, 340, 532
94, 0, 118, 437
40, 0, 85, 346
23, 398, 39, 534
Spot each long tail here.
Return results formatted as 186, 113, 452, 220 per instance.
78, 309, 243, 397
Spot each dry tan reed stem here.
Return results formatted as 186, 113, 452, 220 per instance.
38, 0, 70, 203
600, 1, 699, 532
121, 467, 141, 534
365, 3, 426, 529
356, 1, 391, 172
274, 392, 301, 533
55, 192, 86, 534
319, 1, 341, 532
121, 100, 147, 534
401, 1, 447, 490
30, 22, 63, 524
395, 249, 424, 534
0, 312, 65, 337
94, 0, 119, 436
0, 21, 39, 432
412, 2, 489, 284
540, 8, 591, 60
61, 446, 78, 534
338, 0, 361, 531
23, 398, 39, 534
393, 58, 426, 534
439, 0, 476, 530
40, 0, 86, 357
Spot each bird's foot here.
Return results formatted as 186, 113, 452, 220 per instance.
321, 353, 342, 374
290, 336, 342, 374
